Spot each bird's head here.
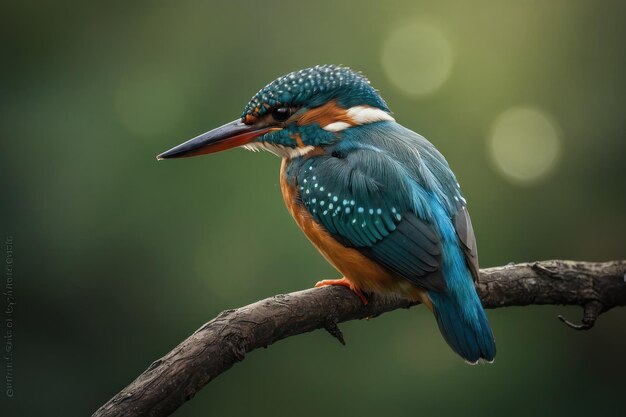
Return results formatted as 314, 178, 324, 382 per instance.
157, 65, 394, 160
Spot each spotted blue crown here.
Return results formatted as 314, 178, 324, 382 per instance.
242, 65, 390, 119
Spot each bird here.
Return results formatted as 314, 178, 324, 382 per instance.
157, 65, 496, 364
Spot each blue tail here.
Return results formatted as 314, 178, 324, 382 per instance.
406, 189, 495, 363
429, 290, 496, 363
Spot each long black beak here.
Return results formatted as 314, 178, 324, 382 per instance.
157, 119, 279, 160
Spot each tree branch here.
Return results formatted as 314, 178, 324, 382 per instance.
93, 260, 626, 417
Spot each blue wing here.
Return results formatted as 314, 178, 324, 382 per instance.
293, 121, 480, 291
296, 147, 447, 291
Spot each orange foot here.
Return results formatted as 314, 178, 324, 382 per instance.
315, 277, 369, 305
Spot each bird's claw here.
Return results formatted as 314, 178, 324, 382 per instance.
314, 278, 369, 305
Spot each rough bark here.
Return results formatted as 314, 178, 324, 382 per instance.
93, 260, 626, 417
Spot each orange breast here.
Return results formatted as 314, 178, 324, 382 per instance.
279, 159, 430, 305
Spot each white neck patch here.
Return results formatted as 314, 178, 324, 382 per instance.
241, 142, 315, 159
323, 106, 395, 132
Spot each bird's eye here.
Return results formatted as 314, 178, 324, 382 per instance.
271, 107, 291, 122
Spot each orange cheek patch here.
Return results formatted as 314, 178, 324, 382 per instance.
297, 100, 356, 128
244, 114, 257, 125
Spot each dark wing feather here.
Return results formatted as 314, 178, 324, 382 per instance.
361, 212, 446, 292
453, 206, 480, 282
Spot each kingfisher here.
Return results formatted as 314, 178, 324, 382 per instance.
157, 65, 496, 364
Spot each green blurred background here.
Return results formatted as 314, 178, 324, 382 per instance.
2, 1, 625, 416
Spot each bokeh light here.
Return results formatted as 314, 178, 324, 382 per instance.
488, 107, 562, 185
381, 21, 454, 97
